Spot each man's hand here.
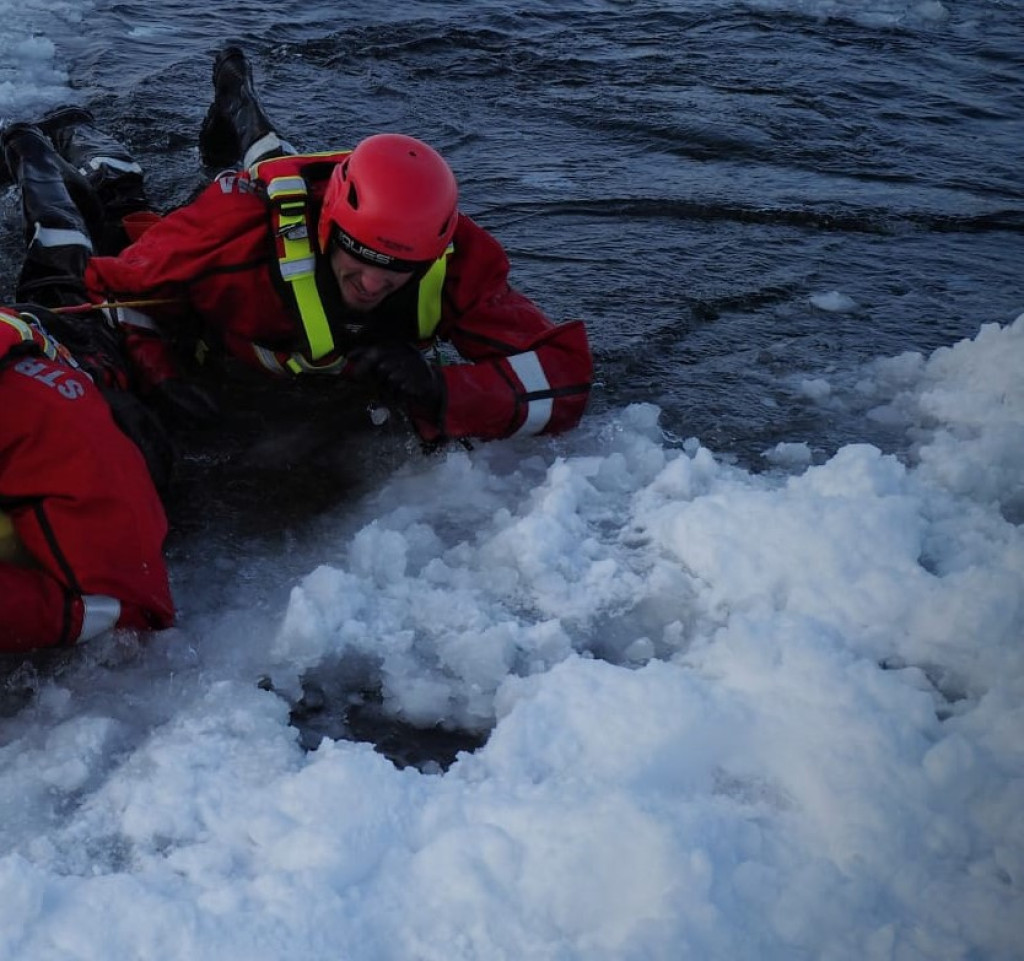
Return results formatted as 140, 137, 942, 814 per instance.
347, 343, 443, 415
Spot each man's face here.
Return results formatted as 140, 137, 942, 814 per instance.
330, 246, 415, 313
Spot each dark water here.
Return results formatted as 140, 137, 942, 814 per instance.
7, 0, 1018, 468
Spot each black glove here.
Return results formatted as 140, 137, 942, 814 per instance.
101, 388, 176, 496
347, 343, 443, 415
149, 378, 220, 430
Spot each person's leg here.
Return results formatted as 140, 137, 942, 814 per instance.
1, 123, 95, 308
199, 45, 295, 171
38, 107, 151, 255
2, 123, 131, 387
1, 123, 174, 492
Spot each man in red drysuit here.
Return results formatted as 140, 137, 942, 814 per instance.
50, 46, 593, 445
0, 125, 174, 654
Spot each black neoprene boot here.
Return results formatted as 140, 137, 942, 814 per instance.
199, 45, 292, 170
38, 106, 150, 253
1, 122, 95, 307
2, 123, 174, 488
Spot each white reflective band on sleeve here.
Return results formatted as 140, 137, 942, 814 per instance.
85, 155, 143, 175
507, 351, 554, 437
79, 595, 122, 642
31, 223, 93, 251
102, 305, 160, 331
280, 256, 316, 279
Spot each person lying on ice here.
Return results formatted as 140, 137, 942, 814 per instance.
0, 125, 175, 654
0, 308, 175, 653
7, 46, 594, 447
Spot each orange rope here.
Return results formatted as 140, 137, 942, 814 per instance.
50, 297, 183, 315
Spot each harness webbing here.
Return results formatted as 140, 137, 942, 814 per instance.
0, 309, 66, 364
265, 174, 335, 364
0, 311, 37, 349
417, 247, 453, 339
0, 509, 25, 565
251, 344, 349, 376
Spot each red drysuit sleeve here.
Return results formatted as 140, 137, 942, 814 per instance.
84, 173, 292, 391
415, 215, 593, 441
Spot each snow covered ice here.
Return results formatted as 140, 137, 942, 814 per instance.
3, 314, 1022, 960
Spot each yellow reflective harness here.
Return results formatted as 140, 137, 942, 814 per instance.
0, 307, 69, 364
0, 509, 26, 565
416, 254, 451, 339
249, 153, 452, 375
262, 170, 335, 370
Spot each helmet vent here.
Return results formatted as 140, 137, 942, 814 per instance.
347, 183, 359, 210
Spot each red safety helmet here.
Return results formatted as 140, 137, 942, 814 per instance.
318, 133, 459, 269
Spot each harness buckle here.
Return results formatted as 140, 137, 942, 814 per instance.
277, 222, 309, 240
